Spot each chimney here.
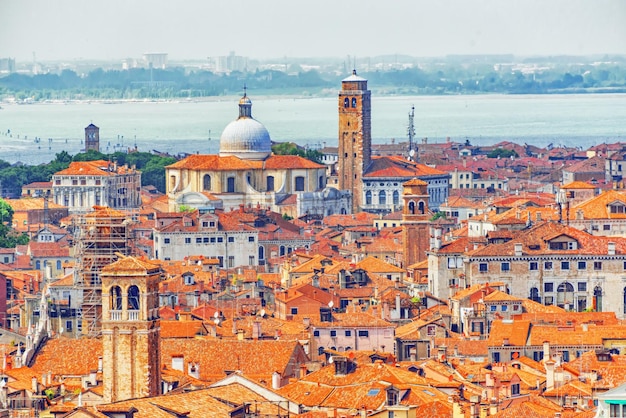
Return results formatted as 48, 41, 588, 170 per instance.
272, 371, 281, 389
97, 357, 103, 372
31, 376, 38, 394
252, 321, 261, 340
514, 243, 522, 256
89, 370, 97, 386
543, 341, 551, 360
608, 242, 616, 255
237, 329, 244, 341
545, 359, 556, 391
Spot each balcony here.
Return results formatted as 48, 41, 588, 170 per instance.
110, 310, 122, 321
128, 310, 139, 321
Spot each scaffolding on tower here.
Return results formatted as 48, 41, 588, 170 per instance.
73, 206, 136, 337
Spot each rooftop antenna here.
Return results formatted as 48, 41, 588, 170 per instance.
243, 83, 247, 97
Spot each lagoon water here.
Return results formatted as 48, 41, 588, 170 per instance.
0, 93, 625, 165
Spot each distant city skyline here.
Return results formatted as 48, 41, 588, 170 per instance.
1, 0, 626, 63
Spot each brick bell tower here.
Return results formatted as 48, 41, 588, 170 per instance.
338, 70, 371, 213
402, 178, 431, 267
101, 256, 161, 403
84, 123, 100, 152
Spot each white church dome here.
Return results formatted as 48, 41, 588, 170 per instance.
219, 93, 271, 160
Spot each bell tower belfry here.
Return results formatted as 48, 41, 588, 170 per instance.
84, 123, 100, 152
402, 178, 431, 267
338, 70, 371, 213
101, 256, 161, 403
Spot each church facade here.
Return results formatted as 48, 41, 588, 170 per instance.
165, 93, 350, 218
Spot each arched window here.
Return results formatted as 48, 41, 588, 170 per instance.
351, 97, 357, 108
169, 175, 176, 191
35, 260, 41, 269
393, 190, 399, 206
280, 246, 285, 256
343, 98, 349, 108
408, 201, 416, 214
557, 282, 575, 309
259, 246, 265, 261
110, 286, 122, 310
529, 287, 540, 303
318, 176, 324, 190
418, 201, 425, 214
379, 190, 387, 205
56, 260, 62, 270
366, 191, 372, 205
128, 285, 140, 310
203, 174, 211, 191
594, 286, 603, 312
318, 347, 325, 355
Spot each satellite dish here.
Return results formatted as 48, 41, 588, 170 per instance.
409, 149, 415, 157
260, 309, 266, 317
328, 356, 334, 364
214, 311, 219, 318
213, 318, 220, 325
328, 301, 334, 308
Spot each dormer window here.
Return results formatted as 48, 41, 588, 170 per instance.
386, 387, 400, 406
183, 274, 195, 285
609, 202, 626, 214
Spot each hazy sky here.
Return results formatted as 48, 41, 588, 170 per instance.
1, 0, 625, 62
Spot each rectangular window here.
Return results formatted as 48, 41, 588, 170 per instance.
492, 352, 500, 362
196, 237, 202, 243
479, 263, 488, 272
313, 330, 320, 337
544, 282, 554, 292
203, 237, 209, 243
578, 261, 587, 270
561, 261, 570, 270
501, 262, 510, 272
529, 262, 538, 271
249, 256, 254, 265
603, 224, 611, 231
295, 176, 305, 192
228, 237, 235, 243
330, 330, 337, 337
533, 351, 544, 361
290, 307, 298, 315
578, 282, 587, 292
501, 305, 508, 311
217, 237, 223, 243
544, 261, 553, 270
594, 261, 602, 271
511, 383, 520, 396
185, 237, 191, 244
217, 256, 224, 267
358, 330, 369, 337
66, 320, 73, 331
202, 221, 209, 228
490, 305, 497, 312
248, 236, 255, 242
345, 330, 352, 337
228, 256, 234, 268
164, 238, 170, 244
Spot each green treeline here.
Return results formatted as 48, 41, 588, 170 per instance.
0, 150, 176, 198
2, 58, 626, 101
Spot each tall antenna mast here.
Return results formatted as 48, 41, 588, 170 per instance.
407, 106, 416, 160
